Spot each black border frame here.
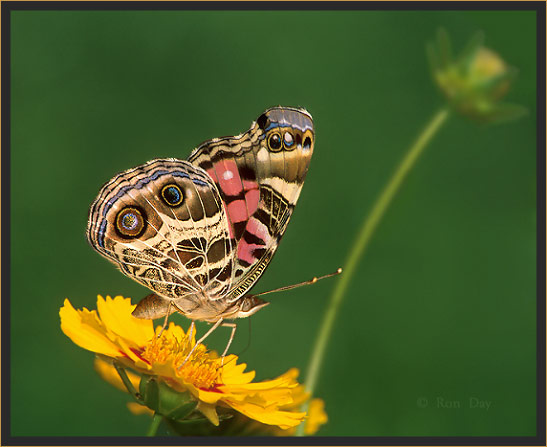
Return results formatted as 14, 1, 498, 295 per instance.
1, 1, 545, 446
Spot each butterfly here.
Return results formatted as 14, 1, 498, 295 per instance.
87, 107, 320, 359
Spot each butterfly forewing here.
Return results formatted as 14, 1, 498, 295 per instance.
188, 107, 314, 302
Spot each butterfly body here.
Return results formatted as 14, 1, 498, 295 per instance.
87, 107, 314, 323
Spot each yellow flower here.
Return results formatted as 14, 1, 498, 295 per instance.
60, 295, 307, 430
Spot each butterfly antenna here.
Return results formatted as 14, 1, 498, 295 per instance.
252, 267, 342, 298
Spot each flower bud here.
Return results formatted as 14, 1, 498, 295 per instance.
428, 29, 527, 123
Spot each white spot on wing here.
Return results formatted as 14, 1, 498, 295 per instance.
257, 148, 269, 162
223, 170, 234, 180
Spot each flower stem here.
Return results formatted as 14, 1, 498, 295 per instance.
296, 107, 450, 436
146, 413, 162, 437
113, 361, 141, 402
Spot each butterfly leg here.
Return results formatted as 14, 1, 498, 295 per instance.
188, 321, 195, 342
178, 318, 224, 369
220, 322, 237, 365
156, 300, 174, 339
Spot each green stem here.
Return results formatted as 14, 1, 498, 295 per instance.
296, 107, 450, 436
146, 413, 163, 437
113, 361, 142, 402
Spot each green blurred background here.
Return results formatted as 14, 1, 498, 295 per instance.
10, 9, 537, 437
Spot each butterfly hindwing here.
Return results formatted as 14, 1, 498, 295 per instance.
87, 158, 235, 301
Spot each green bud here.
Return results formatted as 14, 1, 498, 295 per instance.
427, 29, 527, 123
137, 375, 202, 422
165, 413, 235, 436
165, 402, 199, 421
156, 381, 196, 420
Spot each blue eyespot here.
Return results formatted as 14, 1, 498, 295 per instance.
161, 184, 184, 207
116, 207, 145, 238
122, 213, 138, 230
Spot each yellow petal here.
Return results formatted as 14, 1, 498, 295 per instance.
284, 384, 310, 408
242, 388, 295, 407
97, 295, 155, 345
276, 367, 300, 380
60, 299, 120, 356
116, 336, 150, 369
218, 358, 255, 385
163, 322, 188, 340
196, 401, 219, 426
221, 374, 297, 393
227, 399, 305, 429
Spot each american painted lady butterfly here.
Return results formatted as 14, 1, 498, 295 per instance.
87, 107, 320, 357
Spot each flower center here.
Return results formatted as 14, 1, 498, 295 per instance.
142, 330, 221, 390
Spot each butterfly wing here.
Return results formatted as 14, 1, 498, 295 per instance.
87, 158, 235, 303
188, 107, 315, 302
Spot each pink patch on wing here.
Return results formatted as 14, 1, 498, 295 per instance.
245, 189, 260, 215
237, 240, 262, 265
227, 199, 248, 223
208, 161, 261, 242
216, 159, 243, 197
246, 217, 270, 243
243, 180, 257, 190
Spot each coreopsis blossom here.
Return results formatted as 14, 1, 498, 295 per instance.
60, 295, 326, 435
95, 356, 327, 436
